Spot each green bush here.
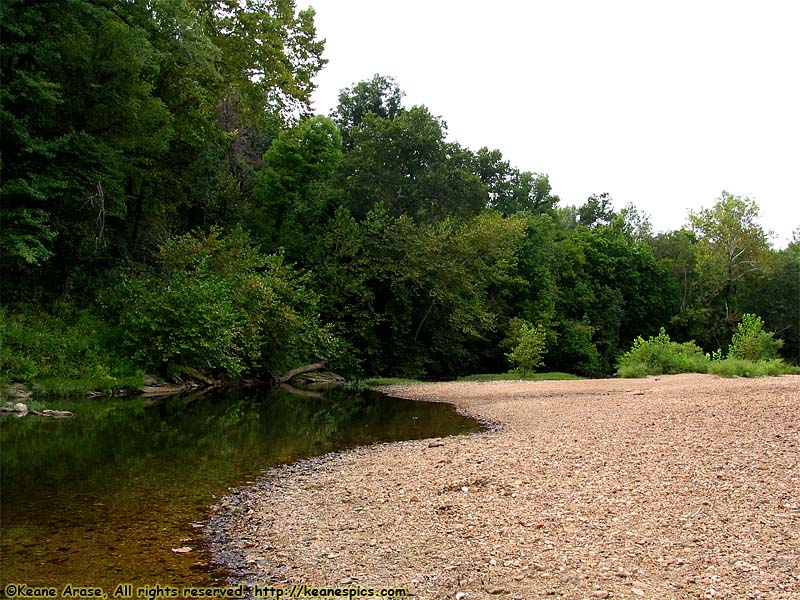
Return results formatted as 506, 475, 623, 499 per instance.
617, 328, 707, 377
728, 313, 783, 361
113, 227, 339, 378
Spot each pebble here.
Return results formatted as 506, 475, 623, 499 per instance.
485, 587, 508, 595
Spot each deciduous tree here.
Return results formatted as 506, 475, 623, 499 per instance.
688, 191, 772, 346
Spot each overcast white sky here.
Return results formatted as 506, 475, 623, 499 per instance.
301, 0, 799, 247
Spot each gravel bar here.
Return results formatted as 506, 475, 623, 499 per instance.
206, 374, 800, 599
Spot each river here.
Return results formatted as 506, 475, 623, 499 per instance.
0, 385, 480, 590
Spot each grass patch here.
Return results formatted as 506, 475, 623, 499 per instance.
0, 306, 142, 394
457, 372, 581, 382
707, 358, 800, 378
31, 374, 145, 396
358, 377, 424, 387
359, 372, 582, 387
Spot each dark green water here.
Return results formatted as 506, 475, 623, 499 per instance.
0, 386, 480, 590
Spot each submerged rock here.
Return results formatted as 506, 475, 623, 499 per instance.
1, 403, 74, 418
0, 402, 28, 415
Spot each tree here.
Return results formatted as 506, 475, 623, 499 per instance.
0, 0, 175, 296
507, 214, 559, 327
196, 0, 325, 123
336, 106, 485, 222
688, 192, 772, 347
0, 0, 327, 301
736, 241, 799, 363
689, 192, 770, 304
473, 147, 559, 215
542, 210, 671, 374
651, 228, 698, 323
250, 115, 342, 258
197, 0, 326, 203
331, 74, 405, 148
311, 206, 382, 374
578, 193, 616, 228
312, 208, 527, 376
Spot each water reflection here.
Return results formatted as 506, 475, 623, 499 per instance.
0, 386, 479, 588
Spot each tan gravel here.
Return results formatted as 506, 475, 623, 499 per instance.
209, 374, 800, 599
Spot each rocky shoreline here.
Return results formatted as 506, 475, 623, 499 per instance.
204, 374, 800, 599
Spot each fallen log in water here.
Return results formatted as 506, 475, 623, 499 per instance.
273, 361, 327, 384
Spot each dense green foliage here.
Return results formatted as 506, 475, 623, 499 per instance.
111, 228, 336, 377
1, 2, 797, 386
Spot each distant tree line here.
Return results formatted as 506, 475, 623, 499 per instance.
1, 0, 797, 384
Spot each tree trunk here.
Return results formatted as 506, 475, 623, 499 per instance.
414, 298, 436, 341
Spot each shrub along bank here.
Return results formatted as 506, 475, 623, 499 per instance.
617, 315, 799, 378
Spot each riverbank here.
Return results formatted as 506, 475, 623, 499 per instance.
206, 374, 800, 599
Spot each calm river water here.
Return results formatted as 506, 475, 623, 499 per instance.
0, 385, 480, 590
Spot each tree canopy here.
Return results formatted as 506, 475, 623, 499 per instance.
1, 5, 797, 382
